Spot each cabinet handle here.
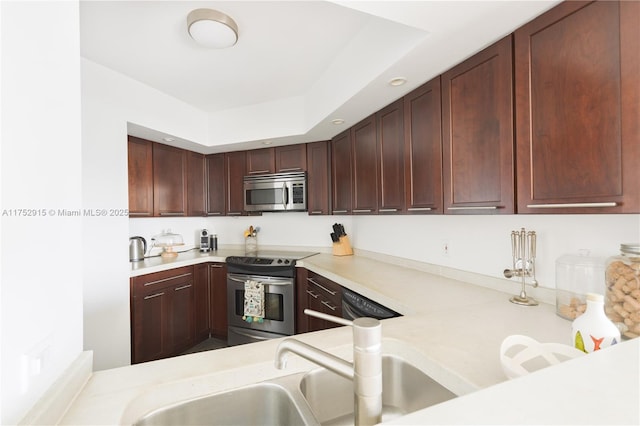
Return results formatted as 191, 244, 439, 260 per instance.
227, 212, 242, 216
209, 264, 224, 268
379, 208, 398, 212
144, 292, 164, 300
207, 212, 222, 216
174, 284, 192, 291
332, 210, 348, 214
408, 207, 433, 211
321, 300, 337, 311
526, 202, 617, 209
309, 210, 324, 215
249, 170, 270, 174
279, 167, 301, 172
159, 212, 185, 216
353, 209, 372, 213
143, 272, 193, 286
307, 278, 337, 296
447, 206, 499, 210
306, 290, 319, 299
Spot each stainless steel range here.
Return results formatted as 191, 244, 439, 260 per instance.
226, 251, 316, 346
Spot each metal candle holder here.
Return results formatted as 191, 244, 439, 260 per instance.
503, 228, 539, 306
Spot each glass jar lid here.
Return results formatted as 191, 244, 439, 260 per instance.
153, 230, 184, 246
620, 244, 640, 255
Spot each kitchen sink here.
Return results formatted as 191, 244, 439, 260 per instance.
300, 354, 457, 425
133, 377, 319, 426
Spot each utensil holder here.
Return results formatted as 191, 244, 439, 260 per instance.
245, 235, 258, 255
332, 236, 353, 256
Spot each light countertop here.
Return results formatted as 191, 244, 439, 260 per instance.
57, 250, 639, 424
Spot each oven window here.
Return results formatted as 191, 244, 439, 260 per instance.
246, 188, 284, 205
235, 289, 284, 321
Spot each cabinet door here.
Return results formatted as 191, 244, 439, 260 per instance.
352, 115, 378, 215
515, 0, 639, 213
225, 151, 246, 216
194, 263, 210, 342
169, 280, 195, 354
153, 143, 187, 216
403, 77, 443, 214
131, 284, 170, 363
377, 99, 405, 214
442, 35, 514, 214
186, 151, 206, 217
127, 136, 154, 217
306, 141, 331, 215
209, 263, 228, 338
246, 148, 275, 175
296, 268, 309, 334
276, 144, 307, 173
331, 130, 353, 215
205, 153, 226, 216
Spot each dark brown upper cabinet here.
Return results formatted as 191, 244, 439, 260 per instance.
225, 151, 247, 216
127, 136, 154, 217
306, 141, 331, 215
331, 129, 353, 215
352, 115, 378, 215
377, 99, 405, 214
152, 143, 187, 217
186, 151, 206, 217
205, 153, 226, 216
441, 35, 515, 214
403, 77, 443, 214
276, 144, 307, 173
246, 148, 275, 175
515, 0, 639, 214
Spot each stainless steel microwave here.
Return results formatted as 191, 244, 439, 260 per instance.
243, 172, 307, 212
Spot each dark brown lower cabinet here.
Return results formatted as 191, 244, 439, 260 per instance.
302, 270, 343, 332
209, 263, 228, 339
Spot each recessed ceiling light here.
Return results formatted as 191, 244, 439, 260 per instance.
389, 77, 407, 87
331, 118, 345, 125
162, 137, 175, 142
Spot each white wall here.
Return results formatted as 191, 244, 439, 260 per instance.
0, 2, 83, 423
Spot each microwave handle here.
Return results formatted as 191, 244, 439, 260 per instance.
282, 182, 289, 209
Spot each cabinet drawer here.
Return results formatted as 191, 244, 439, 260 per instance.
307, 273, 342, 308
132, 266, 194, 295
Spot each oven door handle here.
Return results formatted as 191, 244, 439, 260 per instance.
228, 273, 292, 286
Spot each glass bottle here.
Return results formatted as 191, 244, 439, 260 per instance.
572, 293, 620, 353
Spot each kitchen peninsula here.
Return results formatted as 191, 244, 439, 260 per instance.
53, 249, 639, 424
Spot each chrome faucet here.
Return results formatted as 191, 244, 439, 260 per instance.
275, 309, 382, 426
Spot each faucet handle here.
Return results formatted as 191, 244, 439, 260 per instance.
304, 308, 353, 326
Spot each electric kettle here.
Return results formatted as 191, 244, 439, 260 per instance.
129, 236, 147, 262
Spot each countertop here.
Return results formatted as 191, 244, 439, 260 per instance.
58, 249, 639, 424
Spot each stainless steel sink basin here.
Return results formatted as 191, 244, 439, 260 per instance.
134, 377, 318, 426
300, 354, 457, 425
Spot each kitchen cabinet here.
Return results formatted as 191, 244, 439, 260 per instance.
209, 262, 228, 339
306, 141, 331, 215
377, 99, 405, 214
296, 268, 310, 333
127, 136, 154, 217
130, 266, 195, 364
275, 144, 307, 173
331, 130, 353, 215
305, 270, 343, 332
441, 35, 514, 214
186, 151, 206, 217
225, 151, 246, 216
403, 77, 443, 214
194, 263, 210, 342
246, 148, 275, 175
152, 142, 188, 217
514, 0, 640, 214
205, 153, 226, 216
352, 115, 378, 214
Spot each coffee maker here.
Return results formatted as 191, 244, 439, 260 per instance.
199, 229, 211, 252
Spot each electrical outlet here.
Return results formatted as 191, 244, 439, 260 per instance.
442, 240, 450, 256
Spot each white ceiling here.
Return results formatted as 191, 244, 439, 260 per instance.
80, 0, 560, 153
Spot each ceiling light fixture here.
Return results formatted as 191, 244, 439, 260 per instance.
187, 8, 238, 49
331, 118, 345, 125
389, 77, 407, 87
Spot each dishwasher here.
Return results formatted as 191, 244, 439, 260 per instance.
342, 287, 401, 321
